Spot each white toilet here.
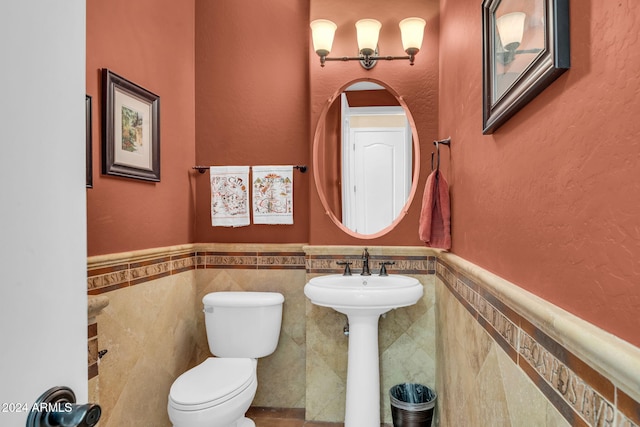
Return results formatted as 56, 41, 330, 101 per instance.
167, 291, 284, 427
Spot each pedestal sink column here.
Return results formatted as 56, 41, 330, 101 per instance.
344, 311, 383, 427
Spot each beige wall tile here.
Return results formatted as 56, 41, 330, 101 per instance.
435, 275, 570, 427
195, 268, 307, 409
87, 244, 640, 427
94, 272, 197, 427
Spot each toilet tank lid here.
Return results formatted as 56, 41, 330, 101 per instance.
203, 291, 284, 307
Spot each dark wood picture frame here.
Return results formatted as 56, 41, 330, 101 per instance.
482, 0, 570, 134
86, 94, 93, 188
101, 69, 160, 181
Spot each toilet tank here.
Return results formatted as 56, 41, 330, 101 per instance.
203, 291, 284, 358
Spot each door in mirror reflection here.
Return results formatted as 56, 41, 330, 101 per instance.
341, 94, 411, 234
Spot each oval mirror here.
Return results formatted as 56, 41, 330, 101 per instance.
313, 79, 421, 238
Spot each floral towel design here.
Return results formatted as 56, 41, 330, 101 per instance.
252, 166, 293, 225
210, 166, 250, 227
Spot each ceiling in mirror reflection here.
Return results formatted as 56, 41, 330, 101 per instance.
345, 81, 386, 91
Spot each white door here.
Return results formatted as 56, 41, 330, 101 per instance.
341, 99, 411, 234
0, 1, 88, 426
351, 128, 410, 234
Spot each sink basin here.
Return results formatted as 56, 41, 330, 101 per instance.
304, 274, 423, 427
304, 274, 423, 315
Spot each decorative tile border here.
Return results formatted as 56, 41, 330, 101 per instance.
306, 253, 436, 275
437, 258, 640, 427
87, 245, 306, 295
196, 251, 306, 270
88, 252, 196, 295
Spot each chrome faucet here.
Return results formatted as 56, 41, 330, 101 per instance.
361, 248, 371, 276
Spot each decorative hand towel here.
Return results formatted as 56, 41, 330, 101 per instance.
419, 169, 451, 250
210, 166, 250, 227
252, 166, 294, 225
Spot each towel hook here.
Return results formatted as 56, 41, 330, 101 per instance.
431, 137, 451, 172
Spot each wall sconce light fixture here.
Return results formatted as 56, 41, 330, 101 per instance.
310, 17, 426, 69
495, 12, 541, 65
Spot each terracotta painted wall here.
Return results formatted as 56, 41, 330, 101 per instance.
194, 0, 310, 244
439, 0, 640, 346
309, 0, 441, 246
86, 0, 196, 256
84, 0, 640, 350
87, 0, 435, 252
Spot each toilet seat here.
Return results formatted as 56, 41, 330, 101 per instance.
169, 358, 255, 412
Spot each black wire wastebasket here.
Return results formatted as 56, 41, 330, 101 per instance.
389, 383, 436, 427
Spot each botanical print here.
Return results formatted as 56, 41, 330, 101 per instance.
211, 175, 248, 217
121, 105, 143, 152
253, 173, 292, 215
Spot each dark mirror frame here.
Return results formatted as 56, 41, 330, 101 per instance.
482, 0, 570, 134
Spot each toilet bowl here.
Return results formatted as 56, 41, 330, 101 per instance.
168, 358, 257, 427
167, 291, 284, 427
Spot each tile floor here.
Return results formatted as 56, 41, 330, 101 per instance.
247, 407, 393, 427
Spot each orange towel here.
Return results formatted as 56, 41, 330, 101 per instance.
419, 169, 451, 250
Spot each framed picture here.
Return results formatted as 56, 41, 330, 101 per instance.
102, 69, 160, 181
86, 94, 93, 188
482, 0, 570, 134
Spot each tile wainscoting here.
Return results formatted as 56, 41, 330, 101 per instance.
86, 244, 640, 427
87, 244, 306, 427
436, 252, 640, 427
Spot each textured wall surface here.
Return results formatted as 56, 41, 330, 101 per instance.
86, 0, 196, 256
87, 0, 640, 349
439, 0, 640, 346
194, 0, 311, 244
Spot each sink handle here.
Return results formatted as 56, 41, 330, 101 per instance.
379, 261, 395, 276
336, 261, 353, 276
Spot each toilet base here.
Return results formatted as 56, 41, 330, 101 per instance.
237, 417, 255, 427
170, 415, 255, 427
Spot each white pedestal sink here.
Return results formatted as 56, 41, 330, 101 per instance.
304, 274, 423, 427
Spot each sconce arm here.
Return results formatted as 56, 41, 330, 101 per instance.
320, 54, 416, 68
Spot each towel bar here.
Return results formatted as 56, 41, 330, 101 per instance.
192, 165, 307, 174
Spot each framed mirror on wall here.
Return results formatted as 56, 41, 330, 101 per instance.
313, 79, 421, 238
482, 0, 570, 134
